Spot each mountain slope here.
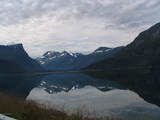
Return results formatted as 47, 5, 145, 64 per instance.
0, 44, 42, 73
86, 22, 160, 71
37, 46, 123, 70
37, 51, 83, 70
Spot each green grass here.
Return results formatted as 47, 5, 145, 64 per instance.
0, 93, 119, 120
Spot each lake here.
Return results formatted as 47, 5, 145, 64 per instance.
0, 72, 160, 120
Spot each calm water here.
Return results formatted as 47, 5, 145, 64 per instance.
0, 72, 160, 120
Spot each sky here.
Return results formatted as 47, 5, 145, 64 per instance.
0, 0, 160, 57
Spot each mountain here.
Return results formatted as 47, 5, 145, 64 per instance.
86, 22, 160, 72
0, 44, 42, 73
36, 51, 83, 70
36, 46, 123, 70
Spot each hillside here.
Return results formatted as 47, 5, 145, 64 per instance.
86, 22, 160, 72
0, 93, 118, 120
0, 44, 43, 73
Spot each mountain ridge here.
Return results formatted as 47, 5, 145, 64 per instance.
36, 46, 123, 70
0, 43, 43, 73
86, 22, 160, 71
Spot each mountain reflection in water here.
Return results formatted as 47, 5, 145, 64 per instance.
0, 72, 160, 119
26, 72, 160, 120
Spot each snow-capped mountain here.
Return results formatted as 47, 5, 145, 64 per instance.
37, 51, 83, 67
36, 46, 123, 71
42, 51, 82, 59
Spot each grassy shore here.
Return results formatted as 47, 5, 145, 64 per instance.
0, 93, 119, 120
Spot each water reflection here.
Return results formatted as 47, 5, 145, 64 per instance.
0, 74, 42, 98
87, 71, 160, 107
26, 72, 160, 120
32, 72, 125, 94
0, 72, 160, 119
28, 86, 160, 119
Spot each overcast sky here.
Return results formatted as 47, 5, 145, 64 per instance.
0, 0, 160, 57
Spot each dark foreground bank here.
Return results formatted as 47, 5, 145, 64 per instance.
0, 93, 119, 120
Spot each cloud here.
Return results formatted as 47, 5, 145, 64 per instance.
0, 0, 159, 57
0, 0, 159, 27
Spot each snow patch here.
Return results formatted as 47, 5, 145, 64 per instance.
95, 50, 103, 53
60, 53, 65, 56
49, 56, 56, 60
39, 61, 45, 64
